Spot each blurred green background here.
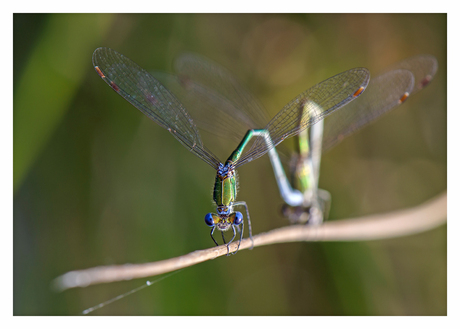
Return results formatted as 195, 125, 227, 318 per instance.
13, 14, 446, 315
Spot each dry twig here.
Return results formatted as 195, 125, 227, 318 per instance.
54, 191, 446, 292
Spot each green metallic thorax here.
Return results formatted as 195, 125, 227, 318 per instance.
213, 168, 238, 207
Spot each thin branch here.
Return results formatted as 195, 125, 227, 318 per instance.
53, 191, 446, 292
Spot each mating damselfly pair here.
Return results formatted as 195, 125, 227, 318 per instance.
92, 48, 437, 254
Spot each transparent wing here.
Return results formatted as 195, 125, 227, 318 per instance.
235, 67, 371, 167
321, 69, 415, 151
92, 47, 221, 170
173, 53, 270, 132
390, 54, 438, 93
321, 54, 438, 152
152, 71, 259, 145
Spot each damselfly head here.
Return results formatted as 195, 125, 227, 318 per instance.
205, 212, 231, 231
204, 212, 243, 231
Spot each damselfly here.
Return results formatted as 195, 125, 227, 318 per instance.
92, 47, 370, 253
156, 53, 437, 226
281, 55, 438, 223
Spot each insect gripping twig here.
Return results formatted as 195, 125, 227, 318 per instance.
53, 191, 446, 292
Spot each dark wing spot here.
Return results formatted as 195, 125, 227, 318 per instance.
178, 74, 191, 90
420, 75, 432, 88
110, 81, 120, 92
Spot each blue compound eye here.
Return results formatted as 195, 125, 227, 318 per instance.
204, 213, 215, 227
233, 212, 243, 225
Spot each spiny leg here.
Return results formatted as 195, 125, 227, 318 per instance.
221, 230, 226, 245
231, 221, 244, 255
210, 227, 219, 247
225, 225, 238, 256
221, 230, 232, 256
233, 201, 253, 249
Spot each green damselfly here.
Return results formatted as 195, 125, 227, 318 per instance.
92, 47, 370, 253
281, 54, 438, 223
